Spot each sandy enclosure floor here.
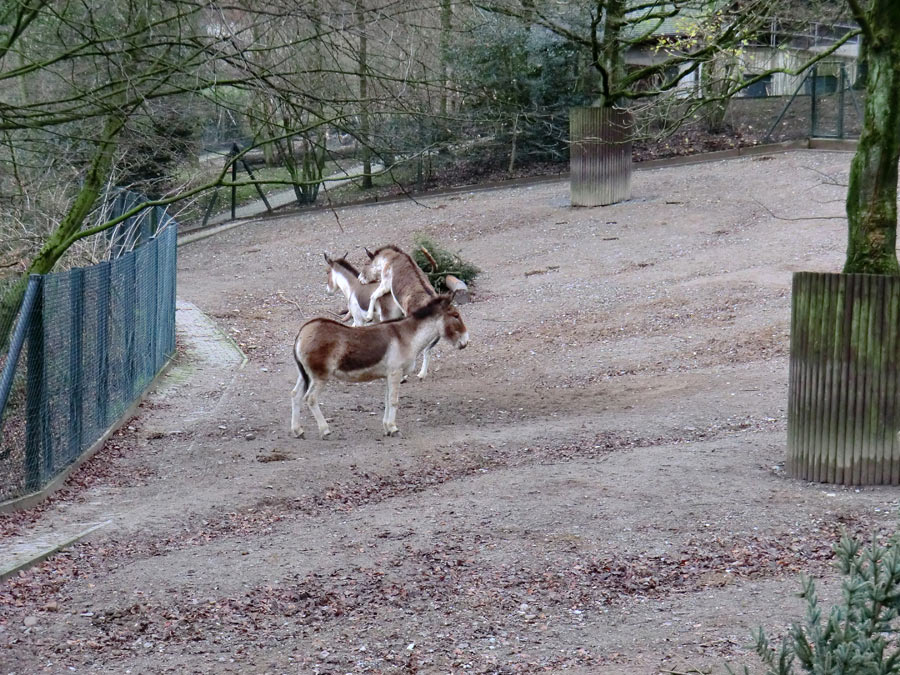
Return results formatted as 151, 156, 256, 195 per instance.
3, 150, 900, 674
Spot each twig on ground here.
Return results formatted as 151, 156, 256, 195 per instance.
275, 291, 304, 314
752, 198, 844, 222
525, 265, 560, 277
799, 164, 848, 187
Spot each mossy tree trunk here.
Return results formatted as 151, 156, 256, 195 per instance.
593, 0, 626, 109
844, 0, 900, 275
787, 0, 900, 485
0, 114, 123, 348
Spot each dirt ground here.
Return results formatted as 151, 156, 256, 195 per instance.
3, 149, 900, 675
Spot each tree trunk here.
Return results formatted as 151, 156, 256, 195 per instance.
0, 114, 122, 349
508, 114, 518, 174
439, 0, 451, 119
702, 56, 734, 134
357, 1, 372, 190
594, 0, 627, 108
844, 13, 900, 275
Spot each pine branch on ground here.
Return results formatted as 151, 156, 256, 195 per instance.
411, 234, 480, 292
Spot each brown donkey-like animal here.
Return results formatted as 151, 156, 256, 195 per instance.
324, 252, 402, 326
358, 244, 442, 378
291, 294, 468, 438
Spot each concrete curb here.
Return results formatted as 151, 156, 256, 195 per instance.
0, 521, 110, 582
175, 298, 247, 370
178, 217, 262, 247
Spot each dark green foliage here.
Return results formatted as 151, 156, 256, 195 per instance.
120, 104, 199, 199
411, 234, 480, 292
447, 17, 591, 165
729, 527, 900, 674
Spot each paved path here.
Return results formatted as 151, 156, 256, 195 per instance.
203, 162, 384, 227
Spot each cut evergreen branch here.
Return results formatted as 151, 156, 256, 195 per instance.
411, 234, 480, 292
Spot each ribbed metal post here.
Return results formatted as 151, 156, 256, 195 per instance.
788, 272, 900, 484
570, 107, 632, 207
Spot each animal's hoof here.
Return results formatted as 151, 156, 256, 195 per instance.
320, 429, 332, 440
384, 428, 399, 437
416, 372, 427, 380
291, 428, 305, 439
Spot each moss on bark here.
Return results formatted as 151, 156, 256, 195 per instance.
844, 1, 900, 275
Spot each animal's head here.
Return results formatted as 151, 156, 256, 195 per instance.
358, 247, 380, 283
438, 292, 468, 349
323, 251, 349, 294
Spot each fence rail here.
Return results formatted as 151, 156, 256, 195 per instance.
0, 197, 177, 504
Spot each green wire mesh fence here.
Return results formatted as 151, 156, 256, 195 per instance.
0, 197, 177, 503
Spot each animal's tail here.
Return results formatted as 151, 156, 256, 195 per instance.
294, 341, 310, 397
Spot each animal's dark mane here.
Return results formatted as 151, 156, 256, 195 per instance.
410, 295, 448, 320
373, 244, 405, 256
333, 257, 360, 276
374, 295, 447, 325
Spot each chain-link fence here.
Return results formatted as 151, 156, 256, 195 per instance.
0, 199, 177, 503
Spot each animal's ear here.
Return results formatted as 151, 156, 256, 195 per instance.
364, 247, 375, 260
323, 252, 332, 264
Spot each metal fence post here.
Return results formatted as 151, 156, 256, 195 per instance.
150, 206, 159, 239
231, 143, 239, 221
122, 254, 137, 398
96, 261, 111, 430
0, 276, 43, 429
149, 235, 159, 374
24, 274, 45, 491
68, 269, 84, 461
200, 189, 219, 229
837, 65, 846, 140
810, 65, 819, 137
240, 157, 273, 213
168, 226, 177, 354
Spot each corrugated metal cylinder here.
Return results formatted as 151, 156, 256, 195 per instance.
788, 271, 900, 484
570, 107, 633, 206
